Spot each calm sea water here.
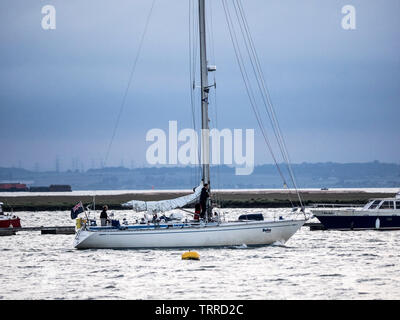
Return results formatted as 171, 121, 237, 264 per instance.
1, 208, 399, 300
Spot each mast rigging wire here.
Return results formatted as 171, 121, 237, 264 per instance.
234, 0, 303, 207
209, 2, 222, 207
104, 0, 156, 166
189, 0, 202, 184
222, 0, 303, 207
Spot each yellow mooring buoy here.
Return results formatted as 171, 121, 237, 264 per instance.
182, 251, 200, 260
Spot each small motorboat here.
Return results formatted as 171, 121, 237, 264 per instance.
0, 202, 21, 228
311, 192, 400, 230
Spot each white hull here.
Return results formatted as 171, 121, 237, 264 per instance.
74, 219, 305, 249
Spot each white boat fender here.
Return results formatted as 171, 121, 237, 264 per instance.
375, 218, 380, 229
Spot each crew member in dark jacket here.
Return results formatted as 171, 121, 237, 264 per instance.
100, 205, 109, 226
199, 183, 209, 219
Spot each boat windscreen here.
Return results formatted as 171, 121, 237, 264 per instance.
368, 200, 381, 209
379, 201, 394, 209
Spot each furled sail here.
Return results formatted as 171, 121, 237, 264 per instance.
122, 183, 203, 213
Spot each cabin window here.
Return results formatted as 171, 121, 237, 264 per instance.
368, 200, 381, 209
396, 201, 400, 209
379, 201, 394, 209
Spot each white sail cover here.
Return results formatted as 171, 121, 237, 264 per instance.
122, 183, 203, 213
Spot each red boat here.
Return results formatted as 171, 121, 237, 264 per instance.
0, 202, 21, 228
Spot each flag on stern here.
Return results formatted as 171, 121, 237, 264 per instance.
71, 201, 84, 219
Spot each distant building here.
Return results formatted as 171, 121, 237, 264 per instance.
29, 185, 72, 192
29, 186, 50, 192
0, 183, 29, 192
49, 185, 72, 192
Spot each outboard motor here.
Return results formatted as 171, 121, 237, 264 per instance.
238, 213, 264, 221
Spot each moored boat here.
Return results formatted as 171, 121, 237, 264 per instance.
311, 192, 400, 230
73, 0, 309, 249
0, 202, 21, 228
74, 214, 305, 249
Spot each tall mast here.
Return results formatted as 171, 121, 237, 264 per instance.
198, 0, 210, 185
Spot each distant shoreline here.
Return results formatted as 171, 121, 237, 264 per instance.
1, 188, 397, 211
2, 161, 400, 192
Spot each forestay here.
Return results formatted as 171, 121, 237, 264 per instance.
122, 183, 203, 213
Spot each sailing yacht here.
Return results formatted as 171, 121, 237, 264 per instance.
74, 0, 307, 249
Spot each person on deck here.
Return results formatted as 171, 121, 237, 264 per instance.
194, 203, 201, 221
199, 183, 210, 220
100, 205, 109, 226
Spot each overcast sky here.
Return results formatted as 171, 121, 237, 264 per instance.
0, 0, 399, 171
